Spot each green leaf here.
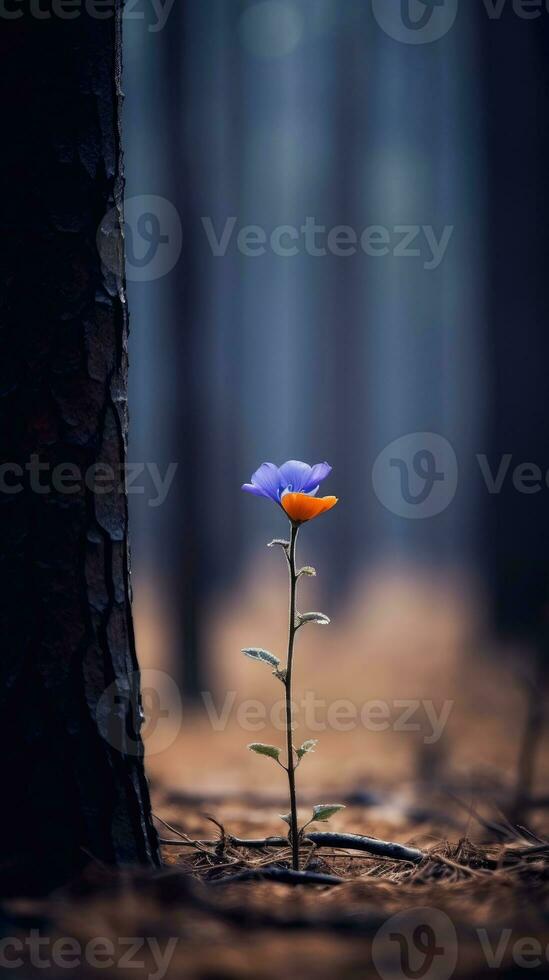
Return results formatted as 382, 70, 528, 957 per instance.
279, 812, 292, 826
298, 566, 317, 578
297, 739, 318, 760
267, 539, 290, 550
297, 611, 330, 627
311, 804, 345, 823
248, 743, 281, 762
242, 647, 281, 670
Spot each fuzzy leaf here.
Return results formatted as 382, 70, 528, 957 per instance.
298, 566, 317, 578
267, 539, 290, 550
279, 812, 292, 826
248, 743, 281, 762
297, 739, 318, 760
298, 611, 330, 627
311, 804, 345, 823
242, 647, 281, 670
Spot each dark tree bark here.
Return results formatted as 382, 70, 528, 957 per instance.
480, 10, 549, 643
479, 12, 549, 814
0, 2, 160, 893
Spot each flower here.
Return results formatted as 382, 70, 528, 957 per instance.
242, 460, 338, 523
280, 492, 338, 523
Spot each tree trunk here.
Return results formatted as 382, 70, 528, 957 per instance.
0, 2, 160, 893
481, 9, 549, 642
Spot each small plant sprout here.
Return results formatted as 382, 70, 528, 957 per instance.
242, 460, 344, 871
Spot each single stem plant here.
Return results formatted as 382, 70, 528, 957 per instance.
242, 460, 344, 871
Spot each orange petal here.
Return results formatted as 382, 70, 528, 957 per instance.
281, 492, 338, 523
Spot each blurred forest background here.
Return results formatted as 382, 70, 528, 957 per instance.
121, 0, 549, 803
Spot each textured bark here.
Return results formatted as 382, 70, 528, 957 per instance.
0, 2, 160, 893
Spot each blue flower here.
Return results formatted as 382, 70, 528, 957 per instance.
242, 460, 332, 502
242, 460, 338, 523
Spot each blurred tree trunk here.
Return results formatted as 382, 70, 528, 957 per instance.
482, 9, 549, 642
480, 11, 549, 813
0, 2, 160, 893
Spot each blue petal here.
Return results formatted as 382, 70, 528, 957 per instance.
243, 460, 332, 502
307, 462, 332, 489
278, 460, 314, 494
242, 483, 269, 497
246, 462, 282, 501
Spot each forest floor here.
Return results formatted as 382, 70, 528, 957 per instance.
151, 780, 549, 979
7, 570, 549, 978
6, 764, 549, 979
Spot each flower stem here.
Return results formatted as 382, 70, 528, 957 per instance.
285, 522, 300, 871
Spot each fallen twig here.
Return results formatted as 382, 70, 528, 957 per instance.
302, 833, 424, 864
160, 832, 425, 864
154, 814, 217, 857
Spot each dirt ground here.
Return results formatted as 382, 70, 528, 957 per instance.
6, 782, 549, 979
7, 694, 549, 980
5, 571, 549, 978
